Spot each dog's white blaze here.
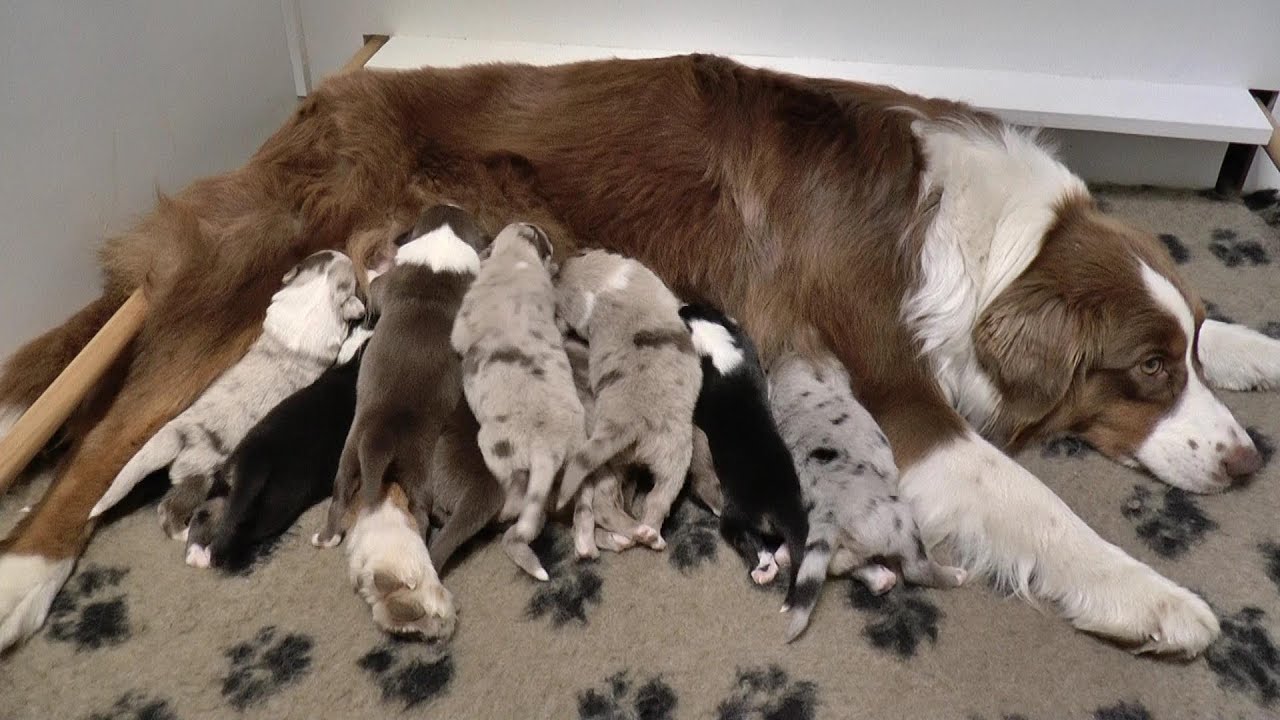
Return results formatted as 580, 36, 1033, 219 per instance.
1198, 319, 1280, 391
0, 554, 75, 652
904, 122, 1086, 432
337, 325, 374, 365
903, 429, 1218, 655
397, 225, 481, 275
1133, 264, 1254, 492
687, 319, 743, 374
266, 255, 359, 361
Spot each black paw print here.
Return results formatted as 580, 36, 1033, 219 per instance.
1158, 233, 1190, 263
221, 625, 313, 710
1204, 301, 1235, 324
1209, 228, 1270, 267
1263, 322, 1280, 340
358, 638, 455, 709
85, 691, 178, 720
1262, 542, 1280, 596
715, 665, 817, 720
1093, 700, 1153, 720
1247, 427, 1275, 468
1206, 607, 1280, 707
664, 497, 719, 573
1122, 484, 1217, 559
578, 670, 678, 720
526, 525, 604, 627
847, 582, 942, 659
47, 564, 130, 651
1041, 435, 1093, 459
1243, 189, 1280, 227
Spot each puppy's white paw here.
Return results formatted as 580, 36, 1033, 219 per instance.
773, 544, 792, 568
0, 554, 75, 653
1069, 562, 1220, 656
185, 544, 212, 569
375, 581, 458, 643
311, 532, 343, 549
634, 525, 666, 550
856, 565, 898, 595
751, 551, 779, 585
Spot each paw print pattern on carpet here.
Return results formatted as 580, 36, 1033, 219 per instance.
1122, 485, 1217, 559
1247, 427, 1275, 468
1205, 607, 1280, 707
526, 525, 604, 627
663, 498, 719, 573
715, 665, 817, 720
220, 625, 313, 710
1209, 228, 1270, 267
85, 691, 178, 720
1203, 301, 1235, 324
578, 670, 678, 720
1093, 701, 1153, 720
846, 582, 942, 659
358, 638, 455, 709
1263, 322, 1280, 340
1157, 233, 1190, 263
1244, 189, 1280, 226
1041, 435, 1093, 459
47, 564, 130, 651
1262, 542, 1280, 596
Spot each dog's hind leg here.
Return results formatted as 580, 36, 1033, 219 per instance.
572, 481, 598, 560
687, 427, 722, 516
634, 434, 693, 551
720, 503, 771, 584
427, 481, 502, 574
314, 429, 364, 548
590, 465, 640, 548
501, 525, 549, 582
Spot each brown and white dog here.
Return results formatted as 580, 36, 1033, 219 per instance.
1, 54, 1277, 656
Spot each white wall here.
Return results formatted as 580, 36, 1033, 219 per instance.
296, 1, 1280, 90
0, 1, 298, 358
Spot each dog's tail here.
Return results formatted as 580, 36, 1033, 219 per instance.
779, 507, 809, 607
514, 451, 558, 541
89, 423, 183, 518
784, 522, 837, 643
557, 427, 637, 510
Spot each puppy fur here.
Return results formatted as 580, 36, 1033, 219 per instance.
679, 303, 808, 605
317, 205, 490, 545
451, 222, 585, 581
424, 399, 506, 574
346, 482, 456, 641
88, 250, 364, 537
183, 326, 372, 570
770, 352, 966, 641
555, 249, 701, 549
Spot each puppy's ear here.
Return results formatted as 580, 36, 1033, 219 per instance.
519, 224, 554, 264
974, 285, 1095, 421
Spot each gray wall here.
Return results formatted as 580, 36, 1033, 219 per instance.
0, 1, 298, 358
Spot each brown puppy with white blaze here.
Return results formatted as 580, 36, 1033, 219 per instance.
314, 204, 490, 546
4, 55, 1279, 655
451, 222, 587, 579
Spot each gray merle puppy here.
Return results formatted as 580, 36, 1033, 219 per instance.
770, 352, 966, 642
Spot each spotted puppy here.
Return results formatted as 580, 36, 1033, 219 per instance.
678, 303, 808, 607
347, 482, 456, 641
770, 352, 967, 642
316, 204, 490, 546
90, 250, 364, 537
451, 222, 586, 580
555, 249, 701, 550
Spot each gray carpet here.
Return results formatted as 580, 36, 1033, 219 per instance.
1, 187, 1278, 720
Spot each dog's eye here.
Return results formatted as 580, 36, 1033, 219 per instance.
1140, 356, 1164, 376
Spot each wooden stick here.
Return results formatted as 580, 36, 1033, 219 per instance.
0, 290, 148, 493
1256, 97, 1280, 173
341, 35, 389, 75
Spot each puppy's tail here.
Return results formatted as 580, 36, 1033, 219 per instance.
89, 424, 182, 518
784, 522, 835, 643
556, 427, 637, 510
514, 451, 558, 541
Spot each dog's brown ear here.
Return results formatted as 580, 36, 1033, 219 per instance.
974, 285, 1095, 421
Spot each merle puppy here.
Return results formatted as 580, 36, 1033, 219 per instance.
679, 303, 808, 604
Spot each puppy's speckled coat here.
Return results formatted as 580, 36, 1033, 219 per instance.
770, 352, 966, 642
89, 251, 364, 537
451, 223, 585, 580
555, 250, 701, 549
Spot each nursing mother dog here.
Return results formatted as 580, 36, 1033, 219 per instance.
1, 54, 1278, 655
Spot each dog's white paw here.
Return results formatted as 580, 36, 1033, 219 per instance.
855, 564, 898, 595
311, 532, 343, 549
634, 525, 666, 550
751, 551, 779, 585
0, 553, 75, 653
1069, 562, 1220, 656
185, 544, 212, 569
373, 580, 458, 643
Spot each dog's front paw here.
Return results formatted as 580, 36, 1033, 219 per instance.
185, 544, 212, 569
0, 553, 76, 652
310, 531, 343, 549
157, 481, 210, 541
1070, 562, 1219, 656
375, 581, 457, 643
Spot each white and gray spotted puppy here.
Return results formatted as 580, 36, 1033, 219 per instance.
769, 352, 966, 642
451, 222, 586, 581
90, 250, 365, 537
555, 249, 701, 550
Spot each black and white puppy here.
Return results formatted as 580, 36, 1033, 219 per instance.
678, 303, 808, 604
183, 327, 371, 570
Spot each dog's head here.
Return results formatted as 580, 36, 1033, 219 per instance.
269, 251, 365, 357
975, 199, 1261, 492
680, 302, 752, 378
492, 222, 555, 270
394, 203, 489, 275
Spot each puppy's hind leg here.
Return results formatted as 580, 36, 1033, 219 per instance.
502, 526, 549, 582
313, 429, 362, 548
885, 505, 966, 589
688, 427, 723, 516
590, 466, 639, 550
572, 481, 598, 560
720, 504, 772, 585
427, 482, 503, 575
635, 435, 694, 550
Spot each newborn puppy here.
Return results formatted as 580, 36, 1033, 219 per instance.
347, 482, 456, 641
451, 222, 586, 580
90, 250, 364, 537
183, 326, 372, 570
316, 205, 490, 546
770, 352, 966, 642
424, 399, 506, 574
555, 250, 701, 550
678, 303, 808, 603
